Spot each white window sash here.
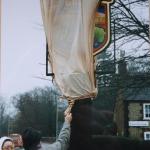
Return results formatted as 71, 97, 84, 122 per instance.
143, 104, 150, 120
144, 132, 150, 140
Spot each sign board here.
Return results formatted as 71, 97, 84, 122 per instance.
129, 121, 149, 127
93, 0, 114, 56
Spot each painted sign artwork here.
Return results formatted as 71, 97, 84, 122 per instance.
93, 0, 114, 56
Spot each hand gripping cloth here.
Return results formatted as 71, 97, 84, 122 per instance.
40, 0, 99, 100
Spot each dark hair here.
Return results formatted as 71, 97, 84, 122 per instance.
21, 127, 41, 150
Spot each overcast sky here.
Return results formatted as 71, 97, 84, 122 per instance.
1, 0, 53, 98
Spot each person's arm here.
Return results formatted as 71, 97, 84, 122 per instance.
56, 121, 71, 150
46, 113, 72, 150
57, 113, 72, 150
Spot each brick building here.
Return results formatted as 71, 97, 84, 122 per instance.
114, 88, 150, 140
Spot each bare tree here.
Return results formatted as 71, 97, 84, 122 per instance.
111, 0, 149, 54
0, 97, 7, 135
12, 87, 59, 136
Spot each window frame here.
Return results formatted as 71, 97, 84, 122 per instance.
144, 132, 150, 140
143, 103, 150, 120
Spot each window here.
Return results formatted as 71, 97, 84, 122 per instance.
143, 104, 150, 120
144, 132, 150, 140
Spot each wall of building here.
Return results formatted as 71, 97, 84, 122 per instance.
128, 103, 142, 120
128, 102, 150, 140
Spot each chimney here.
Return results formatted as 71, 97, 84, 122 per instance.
118, 50, 127, 75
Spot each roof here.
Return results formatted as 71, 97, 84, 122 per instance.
123, 88, 150, 101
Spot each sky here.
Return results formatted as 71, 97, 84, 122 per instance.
1, 0, 53, 98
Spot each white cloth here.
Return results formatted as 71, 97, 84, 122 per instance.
40, 0, 99, 100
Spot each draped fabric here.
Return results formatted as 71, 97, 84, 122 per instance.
40, 0, 99, 100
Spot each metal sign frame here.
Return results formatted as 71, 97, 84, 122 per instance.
46, 42, 54, 76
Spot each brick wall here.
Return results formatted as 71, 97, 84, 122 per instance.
128, 103, 142, 120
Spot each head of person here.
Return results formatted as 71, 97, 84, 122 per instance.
21, 127, 42, 150
9, 134, 23, 148
0, 137, 14, 150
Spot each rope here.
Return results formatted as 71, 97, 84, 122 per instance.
65, 100, 75, 115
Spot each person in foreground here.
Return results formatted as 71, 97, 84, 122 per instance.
21, 112, 72, 150
0, 136, 15, 150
